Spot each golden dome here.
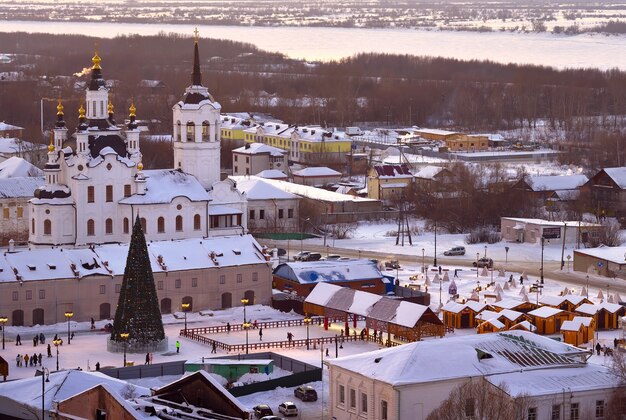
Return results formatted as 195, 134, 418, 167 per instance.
92, 51, 102, 70
108, 101, 114, 114
129, 102, 136, 117
78, 103, 86, 118
48, 143, 55, 152
56, 99, 64, 116
137, 162, 144, 171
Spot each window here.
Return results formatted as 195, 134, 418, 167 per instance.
99, 285, 106, 294
105, 218, 113, 234
12, 291, 18, 301
176, 215, 183, 231
551, 405, 561, 420
288, 208, 294, 218
87, 219, 95, 236
44, 219, 52, 235
252, 272, 258, 282
26, 290, 32, 300
157, 217, 165, 233
87, 186, 95, 203
381, 400, 388, 420
246, 157, 249, 163
571, 403, 580, 420
115, 284, 121, 293
106, 185, 113, 202
124, 184, 131, 197
123, 218, 129, 234
157, 281, 163, 290
194, 214, 201, 230
140, 217, 147, 233
175, 279, 181, 289
278, 209, 284, 219
361, 392, 368, 413
596, 400, 605, 418
249, 210, 255, 220
31, 218, 35, 234
39, 289, 45, 299
234, 155, 238, 162
527, 407, 537, 420
259, 209, 265, 220
234, 166, 238, 173
220, 275, 226, 284
192, 278, 198, 287
338, 385, 345, 405
237, 274, 242, 283
2, 207, 8, 219
349, 389, 356, 409
465, 398, 475, 418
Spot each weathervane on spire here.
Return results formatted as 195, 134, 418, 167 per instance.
194, 28, 199, 43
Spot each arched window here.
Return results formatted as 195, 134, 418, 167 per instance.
123, 217, 129, 234
186, 122, 195, 142
175, 215, 183, 232
31, 218, 35, 234
105, 218, 113, 234
157, 217, 165, 233
43, 219, 51, 235
202, 121, 210, 141
140, 217, 147, 233
194, 214, 201, 231
176, 121, 182, 142
87, 219, 95, 236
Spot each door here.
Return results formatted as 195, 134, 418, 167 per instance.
460, 312, 470, 328
32, 308, 44, 326
160, 298, 172, 314
221, 292, 232, 309
99, 303, 111, 320
12, 310, 24, 326
244, 290, 255, 304
182, 296, 193, 311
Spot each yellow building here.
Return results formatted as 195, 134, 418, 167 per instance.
220, 115, 256, 142
367, 164, 414, 202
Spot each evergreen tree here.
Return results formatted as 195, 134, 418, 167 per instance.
111, 215, 165, 344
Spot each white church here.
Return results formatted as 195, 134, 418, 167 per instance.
29, 35, 247, 248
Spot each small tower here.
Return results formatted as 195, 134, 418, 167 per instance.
172, 29, 222, 189
44, 132, 60, 186
53, 99, 67, 151
85, 50, 109, 121
76, 103, 89, 153
135, 161, 146, 195
126, 102, 141, 159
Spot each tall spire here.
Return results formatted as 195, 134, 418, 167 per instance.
55, 99, 66, 128
192, 28, 202, 86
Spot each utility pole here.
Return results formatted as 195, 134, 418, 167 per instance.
540, 237, 545, 284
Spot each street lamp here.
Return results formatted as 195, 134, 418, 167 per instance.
41, 367, 50, 419
241, 298, 249, 325
505, 246, 509, 264
484, 245, 487, 258
532, 281, 544, 305
304, 315, 312, 350
64, 311, 73, 345
586, 275, 589, 299
120, 332, 129, 367
476, 253, 480, 278
540, 237, 545, 284
181, 303, 190, 334
422, 248, 425, 273
53, 338, 62, 371
433, 219, 438, 266
0, 316, 7, 350
243, 321, 251, 355
300, 217, 310, 253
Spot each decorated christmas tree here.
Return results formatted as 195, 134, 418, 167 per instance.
111, 215, 165, 345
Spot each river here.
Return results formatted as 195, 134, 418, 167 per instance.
1, 20, 625, 70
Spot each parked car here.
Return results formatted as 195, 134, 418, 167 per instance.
325, 254, 342, 260
278, 401, 299, 417
444, 246, 466, 256
409, 274, 420, 281
301, 252, 322, 262
294, 385, 318, 401
473, 258, 493, 268
385, 260, 401, 269
293, 251, 310, 261
259, 417, 282, 420
276, 248, 287, 256
253, 404, 274, 418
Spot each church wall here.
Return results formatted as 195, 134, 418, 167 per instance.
0, 197, 30, 245
0, 262, 272, 326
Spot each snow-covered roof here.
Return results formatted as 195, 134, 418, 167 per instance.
230, 176, 377, 203
478, 318, 505, 330
486, 364, 619, 397
414, 127, 459, 136
119, 169, 210, 205
560, 319, 584, 332
528, 306, 563, 318
255, 169, 288, 179
497, 309, 525, 322
576, 302, 623, 315
525, 174, 588, 191
0, 137, 45, 156
413, 165, 445, 180
235, 178, 298, 200
372, 164, 413, 179
292, 167, 341, 177
602, 167, 626, 189
293, 126, 347, 142
574, 246, 626, 265
0, 235, 267, 283
510, 320, 536, 332
233, 142, 285, 156
326, 331, 587, 387
0, 176, 43, 198
491, 298, 532, 310
275, 260, 382, 284
0, 122, 23, 131
441, 301, 488, 314
539, 295, 589, 307
0, 157, 43, 178
0, 370, 149, 415
502, 217, 601, 228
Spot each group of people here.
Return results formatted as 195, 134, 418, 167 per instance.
16, 352, 43, 367
595, 339, 619, 357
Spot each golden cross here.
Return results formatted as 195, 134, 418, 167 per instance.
193, 27, 199, 42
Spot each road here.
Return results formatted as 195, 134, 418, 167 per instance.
262, 240, 626, 295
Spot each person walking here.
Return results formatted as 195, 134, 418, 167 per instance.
226, 323, 231, 334
519, 276, 524, 285
454, 269, 459, 278
23, 353, 29, 367
16, 334, 21, 345
596, 342, 602, 356
71, 332, 75, 340
253, 320, 258, 329
615, 338, 619, 349
211, 342, 217, 354
91, 317, 96, 330
438, 265, 442, 275
33, 336, 38, 347
47, 344, 52, 358
509, 274, 514, 283
259, 327, 263, 341
38, 353, 42, 366
95, 362, 100, 371
175, 340, 180, 353
39, 333, 45, 344
15, 354, 20, 367
31, 353, 37, 366
145, 353, 150, 365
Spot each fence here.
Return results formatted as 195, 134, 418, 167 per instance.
180, 317, 323, 336
100, 360, 186, 380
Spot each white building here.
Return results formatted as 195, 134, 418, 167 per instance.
29, 37, 247, 248
326, 331, 619, 420
232, 142, 287, 176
